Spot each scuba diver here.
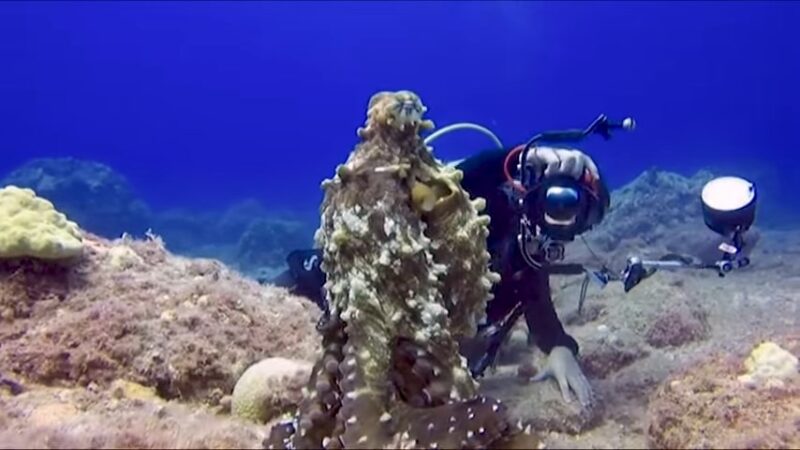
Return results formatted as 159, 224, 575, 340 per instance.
268, 113, 759, 411
270, 114, 633, 410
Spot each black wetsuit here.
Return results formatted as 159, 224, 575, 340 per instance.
271, 148, 609, 374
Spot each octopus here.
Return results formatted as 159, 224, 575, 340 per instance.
264, 91, 541, 449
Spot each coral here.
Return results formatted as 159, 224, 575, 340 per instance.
0, 231, 321, 405
737, 341, 799, 388
0, 186, 83, 260
2, 157, 153, 238
265, 91, 537, 449
232, 358, 313, 424
647, 336, 800, 449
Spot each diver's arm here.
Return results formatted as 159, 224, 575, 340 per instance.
519, 264, 580, 356
519, 258, 595, 409
586, 170, 611, 227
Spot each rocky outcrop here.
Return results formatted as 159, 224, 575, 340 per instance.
647, 337, 800, 449
0, 232, 321, 405
2, 157, 153, 238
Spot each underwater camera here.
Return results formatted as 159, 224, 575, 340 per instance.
512, 114, 628, 266
523, 175, 601, 242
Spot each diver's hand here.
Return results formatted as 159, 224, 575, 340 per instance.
530, 346, 594, 409
527, 147, 600, 181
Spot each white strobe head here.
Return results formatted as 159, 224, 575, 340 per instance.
701, 176, 755, 212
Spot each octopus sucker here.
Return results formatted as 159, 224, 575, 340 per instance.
265, 91, 540, 449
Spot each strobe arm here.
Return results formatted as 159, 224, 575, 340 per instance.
524, 114, 636, 147
620, 250, 751, 292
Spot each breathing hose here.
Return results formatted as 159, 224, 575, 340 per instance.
423, 122, 504, 150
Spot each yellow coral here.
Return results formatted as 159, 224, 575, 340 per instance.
0, 186, 83, 260
738, 341, 799, 387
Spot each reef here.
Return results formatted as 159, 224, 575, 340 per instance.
2, 157, 153, 238
236, 217, 312, 273
0, 188, 330, 449
647, 337, 800, 449
0, 186, 84, 261
0, 382, 267, 449
0, 226, 321, 405
1, 158, 317, 280
585, 168, 715, 253
265, 91, 539, 449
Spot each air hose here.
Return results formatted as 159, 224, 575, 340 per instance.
423, 122, 504, 150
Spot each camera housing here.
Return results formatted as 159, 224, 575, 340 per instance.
523, 175, 600, 242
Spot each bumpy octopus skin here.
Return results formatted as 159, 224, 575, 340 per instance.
264, 91, 540, 450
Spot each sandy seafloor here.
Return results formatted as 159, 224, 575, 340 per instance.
0, 209, 797, 449
480, 227, 800, 449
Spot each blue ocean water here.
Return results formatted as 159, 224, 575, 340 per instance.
0, 1, 798, 223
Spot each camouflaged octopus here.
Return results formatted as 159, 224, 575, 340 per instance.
265, 91, 541, 450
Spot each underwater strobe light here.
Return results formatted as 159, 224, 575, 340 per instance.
701, 176, 757, 236
616, 175, 758, 293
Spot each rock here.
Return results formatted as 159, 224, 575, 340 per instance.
581, 329, 649, 379
0, 232, 321, 405
644, 305, 709, 349
647, 336, 800, 449
613, 278, 710, 349
231, 357, 312, 424
0, 383, 265, 449
106, 244, 144, 270
28, 401, 80, 428
150, 209, 220, 254
481, 363, 603, 435
2, 158, 153, 238
584, 169, 715, 253
215, 198, 271, 238
235, 217, 312, 272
